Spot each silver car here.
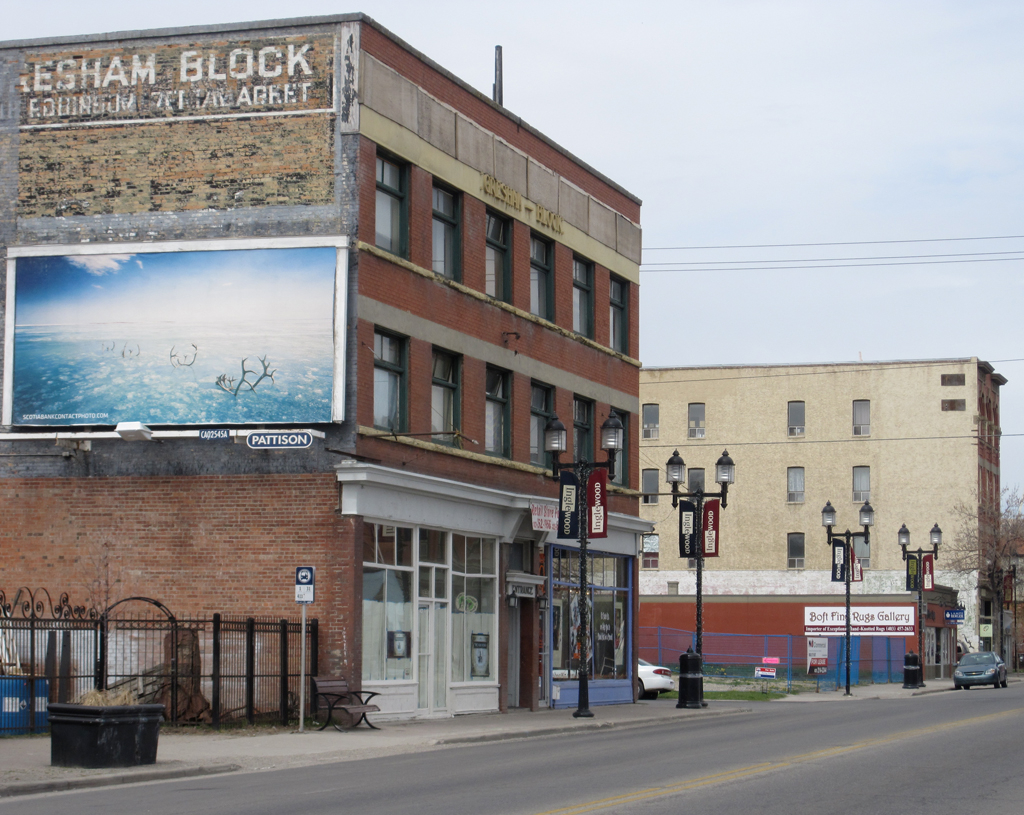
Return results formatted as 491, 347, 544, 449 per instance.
953, 651, 1007, 689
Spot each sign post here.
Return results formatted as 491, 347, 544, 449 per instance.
295, 566, 315, 732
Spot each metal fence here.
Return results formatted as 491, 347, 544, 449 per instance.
639, 626, 907, 692
1, 589, 317, 735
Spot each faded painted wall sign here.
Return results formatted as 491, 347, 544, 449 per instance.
16, 35, 334, 128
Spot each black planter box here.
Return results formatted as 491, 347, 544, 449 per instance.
48, 703, 165, 768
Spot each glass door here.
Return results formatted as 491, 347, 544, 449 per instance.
417, 599, 448, 713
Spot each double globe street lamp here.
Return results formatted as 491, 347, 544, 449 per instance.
663, 449, 735, 708
544, 411, 624, 718
898, 522, 942, 687
821, 499, 874, 696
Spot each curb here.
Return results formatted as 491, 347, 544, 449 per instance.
434, 708, 751, 746
0, 763, 241, 799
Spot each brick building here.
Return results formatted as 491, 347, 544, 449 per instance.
638, 358, 1005, 680
0, 14, 647, 717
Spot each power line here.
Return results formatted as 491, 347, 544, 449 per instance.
641, 248, 1024, 267
643, 234, 1024, 251
640, 254, 1024, 274
639, 432, 1017, 451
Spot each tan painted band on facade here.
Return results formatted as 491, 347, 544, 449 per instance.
358, 107, 641, 284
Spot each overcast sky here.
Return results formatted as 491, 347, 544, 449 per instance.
7, 1, 1024, 491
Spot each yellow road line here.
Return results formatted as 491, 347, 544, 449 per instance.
528, 707, 1024, 815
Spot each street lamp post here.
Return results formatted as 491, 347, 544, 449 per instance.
664, 449, 736, 708
821, 499, 874, 696
898, 522, 942, 688
544, 412, 624, 719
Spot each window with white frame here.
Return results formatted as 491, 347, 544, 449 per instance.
853, 466, 870, 502
787, 533, 805, 569
641, 534, 659, 569
787, 467, 805, 503
451, 534, 498, 682
642, 468, 660, 504
688, 403, 705, 439
362, 523, 414, 681
853, 400, 870, 436
788, 401, 805, 437
642, 403, 659, 439
853, 534, 870, 569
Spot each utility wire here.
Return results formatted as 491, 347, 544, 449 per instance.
641, 248, 1024, 267
643, 234, 1024, 251
640, 254, 1024, 273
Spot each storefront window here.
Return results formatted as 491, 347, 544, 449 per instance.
362, 524, 414, 681
550, 548, 629, 681
451, 535, 497, 682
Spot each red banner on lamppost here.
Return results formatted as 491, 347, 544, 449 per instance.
587, 469, 608, 539
922, 554, 934, 591
702, 499, 720, 557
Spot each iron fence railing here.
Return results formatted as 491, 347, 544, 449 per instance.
1, 589, 317, 735
639, 626, 907, 691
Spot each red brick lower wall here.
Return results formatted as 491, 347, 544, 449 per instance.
0, 473, 358, 678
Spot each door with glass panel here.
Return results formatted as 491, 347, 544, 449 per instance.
417, 529, 449, 714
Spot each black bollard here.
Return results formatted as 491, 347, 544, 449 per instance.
677, 647, 704, 710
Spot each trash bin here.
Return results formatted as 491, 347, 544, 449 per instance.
0, 677, 49, 735
677, 647, 704, 710
48, 704, 165, 768
902, 651, 922, 689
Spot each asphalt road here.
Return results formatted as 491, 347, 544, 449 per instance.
7, 687, 1023, 815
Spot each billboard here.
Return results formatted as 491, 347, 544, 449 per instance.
3, 237, 348, 427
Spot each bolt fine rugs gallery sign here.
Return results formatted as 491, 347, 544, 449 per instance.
804, 606, 915, 636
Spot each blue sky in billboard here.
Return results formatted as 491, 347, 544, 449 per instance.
12, 246, 337, 426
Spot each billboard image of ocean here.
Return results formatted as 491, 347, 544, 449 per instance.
11, 246, 338, 427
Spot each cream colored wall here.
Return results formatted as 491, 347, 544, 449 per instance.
639, 360, 982, 582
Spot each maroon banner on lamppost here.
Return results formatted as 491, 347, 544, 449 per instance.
702, 499, 720, 557
587, 469, 608, 538
922, 554, 934, 591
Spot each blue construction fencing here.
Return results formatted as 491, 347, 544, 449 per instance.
639, 627, 906, 692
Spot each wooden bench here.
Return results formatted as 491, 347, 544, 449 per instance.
311, 676, 381, 731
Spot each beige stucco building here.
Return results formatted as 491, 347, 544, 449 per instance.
638, 358, 1005, 662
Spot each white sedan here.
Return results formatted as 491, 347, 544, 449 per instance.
638, 658, 674, 699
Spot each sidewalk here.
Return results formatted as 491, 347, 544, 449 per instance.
0, 680, 962, 799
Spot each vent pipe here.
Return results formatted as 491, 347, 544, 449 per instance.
492, 45, 503, 106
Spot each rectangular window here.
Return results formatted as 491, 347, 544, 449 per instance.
642, 468, 660, 504
485, 211, 510, 302
787, 467, 805, 503
942, 399, 967, 411
432, 186, 460, 280
572, 257, 593, 337
688, 403, 706, 439
787, 533, 805, 569
642, 403, 659, 440
853, 534, 870, 569
688, 468, 705, 493
609, 276, 628, 354
941, 373, 966, 386
451, 535, 497, 682
431, 350, 460, 445
853, 466, 870, 502
530, 383, 554, 468
375, 155, 406, 256
573, 397, 593, 463
529, 235, 553, 320
788, 401, 805, 437
853, 400, 870, 436
373, 330, 406, 432
485, 367, 510, 457
362, 523, 414, 681
641, 534, 659, 569
667, 582, 679, 595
